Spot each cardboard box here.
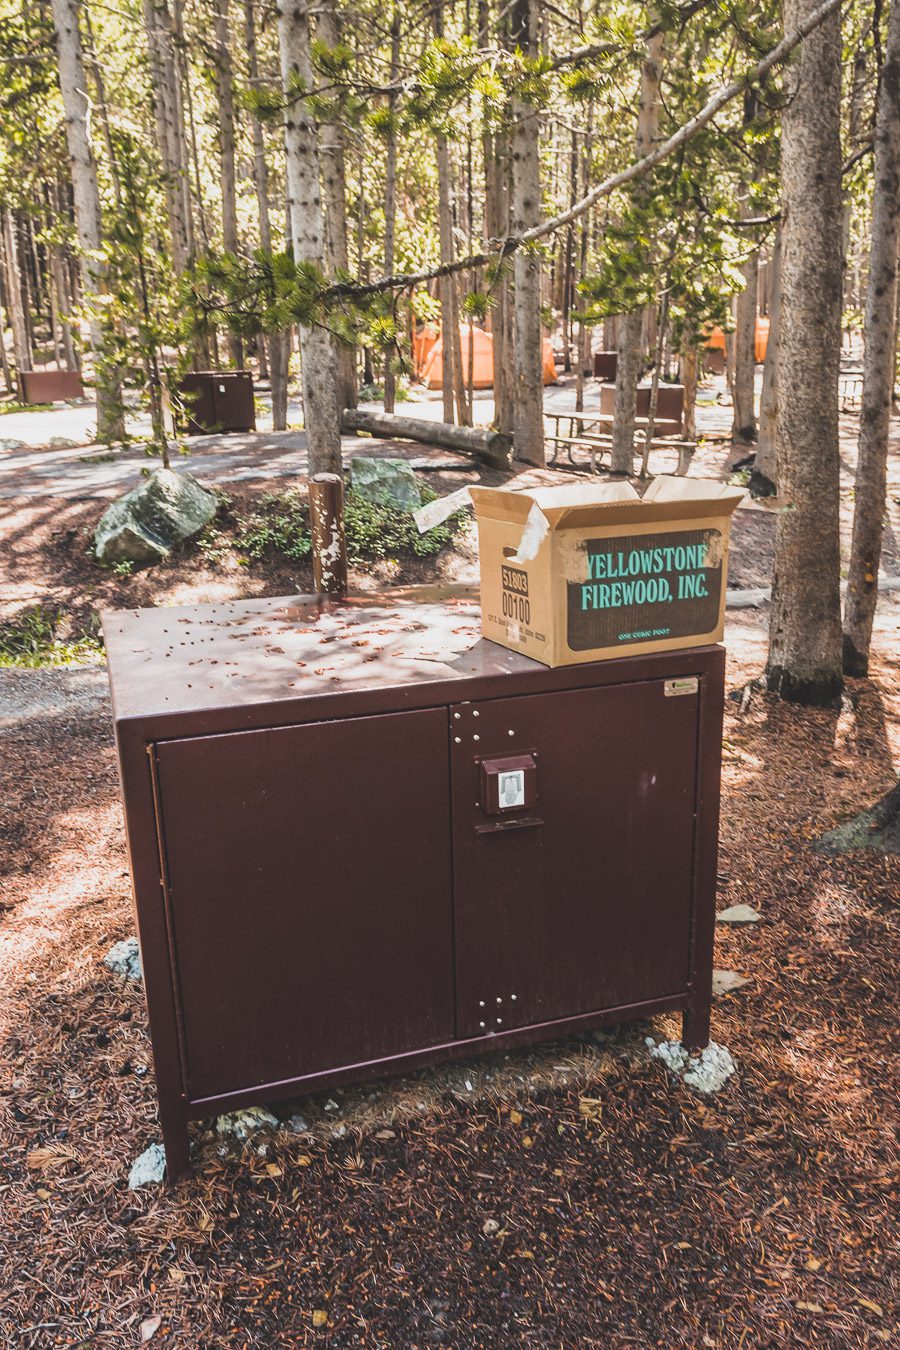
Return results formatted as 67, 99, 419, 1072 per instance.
469, 478, 745, 667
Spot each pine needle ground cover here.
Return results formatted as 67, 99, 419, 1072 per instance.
0, 617, 896, 1348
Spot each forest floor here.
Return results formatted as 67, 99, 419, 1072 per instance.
1, 385, 898, 1346
0, 602, 898, 1347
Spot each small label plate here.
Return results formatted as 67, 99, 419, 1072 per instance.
664, 677, 699, 697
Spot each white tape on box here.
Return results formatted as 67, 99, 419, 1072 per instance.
510, 500, 550, 562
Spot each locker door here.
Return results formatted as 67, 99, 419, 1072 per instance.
154, 709, 454, 1100
451, 678, 701, 1039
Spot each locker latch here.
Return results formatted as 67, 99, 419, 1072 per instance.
480, 753, 537, 814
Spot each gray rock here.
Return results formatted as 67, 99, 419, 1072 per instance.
128, 1142, 166, 1188
215, 1106, 279, 1141
716, 904, 762, 925
104, 937, 142, 982
0, 438, 27, 452
47, 435, 80, 449
94, 467, 217, 566
287, 1114, 310, 1134
350, 456, 421, 511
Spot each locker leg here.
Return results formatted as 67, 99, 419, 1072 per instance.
160, 1106, 192, 1184
682, 998, 711, 1053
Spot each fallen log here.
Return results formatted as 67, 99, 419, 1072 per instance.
341, 408, 511, 468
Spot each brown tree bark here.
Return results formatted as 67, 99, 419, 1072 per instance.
276, 0, 342, 476
142, 0, 193, 273
509, 0, 545, 465
611, 22, 664, 473
382, 5, 400, 413
732, 237, 759, 442
317, 0, 356, 411
2, 210, 33, 378
765, 0, 843, 706
49, 0, 125, 441
214, 0, 242, 368
843, 0, 900, 675
753, 225, 781, 492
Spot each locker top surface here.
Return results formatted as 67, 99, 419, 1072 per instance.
102, 590, 723, 736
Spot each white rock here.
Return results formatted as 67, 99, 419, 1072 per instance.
716, 904, 762, 925
128, 1142, 166, 1188
647, 1038, 736, 1094
104, 937, 142, 982
287, 1114, 310, 1134
215, 1106, 279, 1140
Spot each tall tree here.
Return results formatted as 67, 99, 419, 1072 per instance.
244, 0, 289, 424
382, 4, 400, 414
752, 225, 781, 492
843, 0, 900, 676
2, 209, 32, 377
49, 0, 125, 442
214, 0, 242, 367
611, 23, 664, 474
317, 0, 356, 411
276, 0, 341, 475
766, 0, 843, 705
509, 0, 544, 465
142, 0, 193, 273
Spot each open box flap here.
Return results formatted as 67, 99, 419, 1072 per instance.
642, 477, 746, 513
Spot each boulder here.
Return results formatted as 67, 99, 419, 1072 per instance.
350, 456, 421, 512
94, 468, 217, 567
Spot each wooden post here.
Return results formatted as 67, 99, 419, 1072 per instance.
309, 473, 348, 598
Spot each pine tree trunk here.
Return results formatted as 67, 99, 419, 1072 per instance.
753, 225, 782, 492
483, 127, 514, 434
49, 0, 124, 441
2, 210, 33, 378
142, 0, 193, 272
316, 0, 356, 412
611, 24, 664, 473
243, 0, 273, 383
843, 0, 900, 676
732, 240, 759, 442
765, 0, 843, 706
382, 5, 400, 413
679, 332, 698, 441
215, 0, 242, 368
509, 0, 544, 466
276, 0, 341, 476
436, 132, 462, 425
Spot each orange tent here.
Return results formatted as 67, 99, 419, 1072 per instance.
418, 324, 557, 389
412, 324, 439, 377
755, 316, 770, 364
705, 318, 770, 363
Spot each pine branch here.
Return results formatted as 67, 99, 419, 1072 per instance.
326, 0, 843, 304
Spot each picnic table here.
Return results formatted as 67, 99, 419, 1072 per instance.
544, 408, 698, 476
